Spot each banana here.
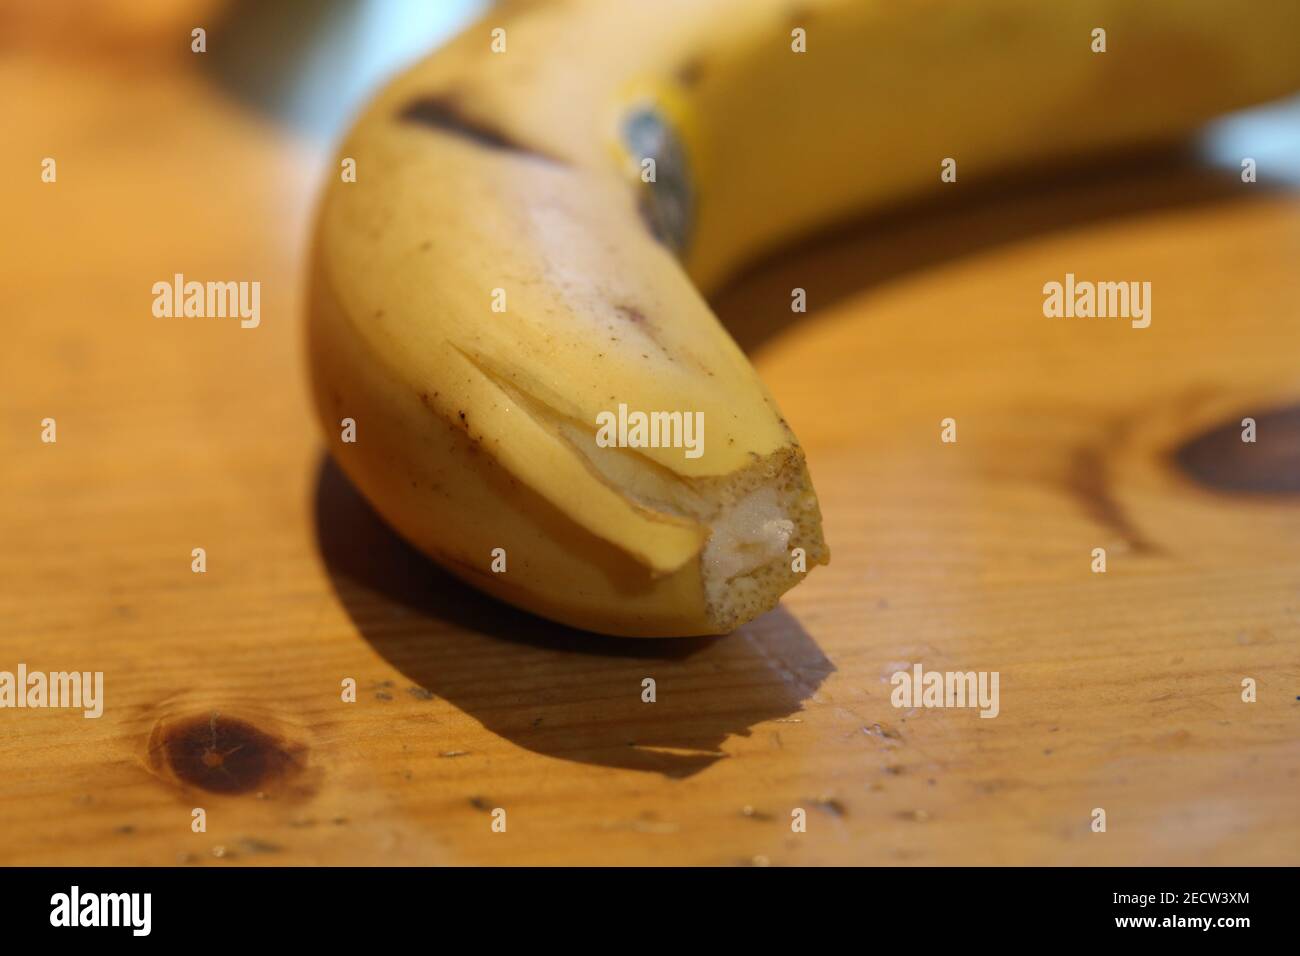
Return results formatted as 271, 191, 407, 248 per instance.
309, 0, 1300, 636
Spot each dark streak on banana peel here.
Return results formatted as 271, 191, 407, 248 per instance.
399, 94, 562, 163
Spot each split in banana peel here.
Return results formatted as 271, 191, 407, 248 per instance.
308, 0, 1300, 636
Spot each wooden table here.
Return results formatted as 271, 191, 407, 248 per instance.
2, 2, 1297, 866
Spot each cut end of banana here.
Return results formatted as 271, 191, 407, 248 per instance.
546, 406, 827, 632
703, 486, 794, 585
697, 449, 829, 634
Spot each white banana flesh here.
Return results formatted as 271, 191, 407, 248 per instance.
308, 0, 1300, 636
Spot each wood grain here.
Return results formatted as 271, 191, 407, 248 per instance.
1, 5, 1297, 866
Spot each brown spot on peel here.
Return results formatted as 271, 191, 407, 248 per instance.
612, 302, 692, 367
676, 55, 707, 87
614, 304, 648, 326
788, 3, 813, 27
